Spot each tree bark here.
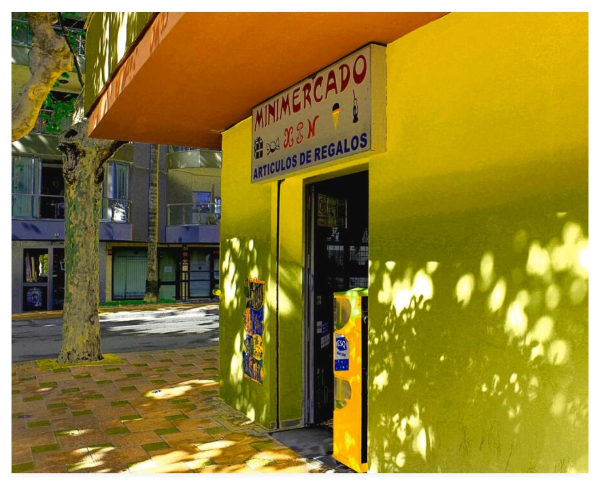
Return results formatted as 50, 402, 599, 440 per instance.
12, 13, 73, 142
144, 144, 160, 302
57, 103, 124, 363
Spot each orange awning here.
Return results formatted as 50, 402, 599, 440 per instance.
88, 12, 447, 149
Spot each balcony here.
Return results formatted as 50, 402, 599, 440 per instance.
12, 195, 131, 222
167, 202, 220, 226
12, 18, 86, 57
12, 195, 133, 241
165, 203, 220, 244
12, 194, 65, 220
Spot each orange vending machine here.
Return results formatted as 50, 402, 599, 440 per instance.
332, 288, 368, 473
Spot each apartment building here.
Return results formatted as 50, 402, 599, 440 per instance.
11, 14, 221, 313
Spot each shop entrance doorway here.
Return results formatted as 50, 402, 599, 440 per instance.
305, 170, 369, 425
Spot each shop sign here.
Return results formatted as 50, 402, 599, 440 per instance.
251, 44, 386, 183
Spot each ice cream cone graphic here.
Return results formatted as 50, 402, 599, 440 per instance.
332, 103, 340, 130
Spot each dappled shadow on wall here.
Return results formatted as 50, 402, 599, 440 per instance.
220, 237, 270, 426
367, 208, 588, 473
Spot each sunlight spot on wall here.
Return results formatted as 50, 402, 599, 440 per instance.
248, 239, 254, 251
576, 244, 588, 278
249, 265, 259, 279
393, 288, 412, 317
278, 289, 292, 316
505, 300, 528, 337
551, 392, 567, 416
530, 344, 544, 362
378, 273, 393, 304
548, 340, 570, 365
231, 237, 240, 253
385, 261, 396, 271
373, 370, 389, 392
395, 452, 406, 468
481, 383, 488, 392
455, 273, 475, 307
545, 284, 561, 310
440, 355, 445, 362
416, 428, 427, 460
527, 241, 550, 277
569, 278, 587, 305
413, 270, 434, 301
408, 404, 422, 428
428, 426, 436, 450
563, 222, 582, 245
383, 331, 389, 342
556, 212, 568, 218
479, 252, 495, 291
116, 14, 129, 59
550, 244, 568, 272
229, 333, 243, 385
510, 373, 518, 384
488, 278, 507, 312
508, 404, 521, 419
426, 261, 439, 274
513, 229, 528, 253
368, 456, 379, 473
528, 316, 554, 344
492, 374, 500, 392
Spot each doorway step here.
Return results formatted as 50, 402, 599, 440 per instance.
269, 426, 354, 473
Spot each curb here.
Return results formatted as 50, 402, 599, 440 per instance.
12, 301, 218, 321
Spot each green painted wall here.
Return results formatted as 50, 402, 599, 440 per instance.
220, 12, 588, 471
84, 12, 154, 113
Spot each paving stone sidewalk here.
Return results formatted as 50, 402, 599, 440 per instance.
12, 346, 329, 473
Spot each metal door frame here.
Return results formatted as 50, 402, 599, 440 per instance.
304, 184, 317, 424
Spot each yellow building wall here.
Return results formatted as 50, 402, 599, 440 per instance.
367, 12, 587, 472
220, 12, 588, 470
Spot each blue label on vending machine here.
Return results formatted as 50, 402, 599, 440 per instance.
334, 335, 349, 371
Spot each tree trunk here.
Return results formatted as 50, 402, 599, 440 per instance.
57, 103, 125, 363
58, 150, 104, 362
144, 144, 160, 302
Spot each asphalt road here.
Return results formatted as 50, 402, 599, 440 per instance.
12, 305, 219, 363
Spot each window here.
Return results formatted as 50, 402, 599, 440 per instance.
102, 162, 130, 222
12, 156, 40, 219
12, 157, 65, 219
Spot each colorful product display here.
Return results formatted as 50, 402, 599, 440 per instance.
243, 278, 265, 384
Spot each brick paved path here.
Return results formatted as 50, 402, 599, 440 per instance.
12, 346, 329, 473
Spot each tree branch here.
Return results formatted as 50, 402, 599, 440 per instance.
57, 12, 84, 88
12, 12, 73, 142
